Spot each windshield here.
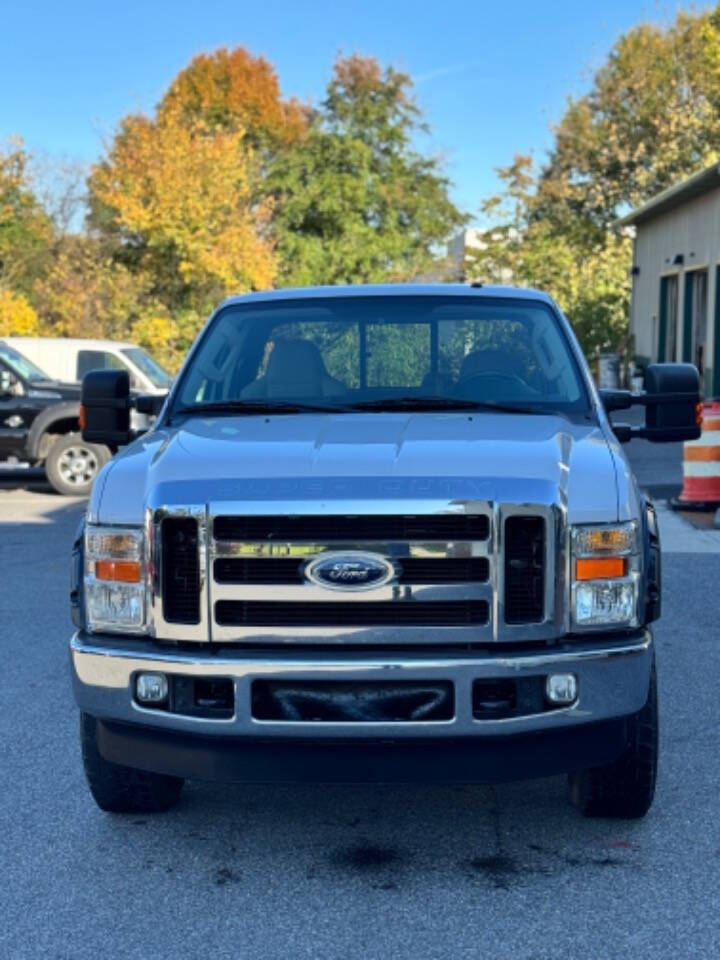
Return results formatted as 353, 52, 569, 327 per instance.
0, 343, 51, 382
121, 347, 173, 389
172, 295, 589, 416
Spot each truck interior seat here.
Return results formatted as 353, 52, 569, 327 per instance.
242, 338, 346, 399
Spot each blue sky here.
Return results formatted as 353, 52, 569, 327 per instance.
0, 0, 688, 221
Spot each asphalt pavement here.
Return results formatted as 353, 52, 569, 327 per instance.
1, 459, 719, 960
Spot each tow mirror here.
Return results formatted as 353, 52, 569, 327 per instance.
81, 369, 132, 448
602, 363, 701, 443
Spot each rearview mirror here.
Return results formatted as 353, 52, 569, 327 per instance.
607, 363, 701, 444
81, 369, 132, 448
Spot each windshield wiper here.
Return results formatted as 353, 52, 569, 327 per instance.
171, 399, 347, 419
344, 395, 548, 415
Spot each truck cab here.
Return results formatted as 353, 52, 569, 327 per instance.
3, 337, 172, 395
0, 341, 110, 495
70, 285, 700, 817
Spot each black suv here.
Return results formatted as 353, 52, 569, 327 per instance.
0, 341, 110, 496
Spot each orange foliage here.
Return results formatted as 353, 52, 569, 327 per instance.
159, 47, 307, 147
89, 111, 276, 299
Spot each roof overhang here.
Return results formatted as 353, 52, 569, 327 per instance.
614, 161, 720, 228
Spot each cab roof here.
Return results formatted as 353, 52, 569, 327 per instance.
220, 283, 556, 308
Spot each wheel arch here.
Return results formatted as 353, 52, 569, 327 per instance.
26, 401, 81, 461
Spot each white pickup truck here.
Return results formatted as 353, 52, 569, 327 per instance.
70, 284, 700, 818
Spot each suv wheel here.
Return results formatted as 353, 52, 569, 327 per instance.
45, 433, 110, 496
80, 714, 184, 813
568, 661, 658, 819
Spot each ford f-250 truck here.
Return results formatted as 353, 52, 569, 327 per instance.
70, 285, 700, 818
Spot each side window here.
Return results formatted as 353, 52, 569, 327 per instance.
77, 351, 105, 379
77, 350, 126, 379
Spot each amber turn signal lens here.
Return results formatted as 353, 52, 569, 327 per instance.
575, 556, 626, 581
95, 560, 141, 583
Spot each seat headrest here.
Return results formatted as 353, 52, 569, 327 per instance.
266, 338, 326, 392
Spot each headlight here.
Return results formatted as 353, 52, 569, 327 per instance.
571, 522, 640, 629
84, 525, 147, 634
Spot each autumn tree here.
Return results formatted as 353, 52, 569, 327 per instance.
158, 47, 307, 150
88, 106, 276, 365
268, 54, 465, 286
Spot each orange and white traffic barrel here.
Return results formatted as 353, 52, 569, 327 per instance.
674, 401, 720, 508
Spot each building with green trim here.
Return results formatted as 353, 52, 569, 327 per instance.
616, 162, 720, 398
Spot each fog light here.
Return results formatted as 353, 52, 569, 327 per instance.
136, 672, 168, 704
545, 673, 577, 705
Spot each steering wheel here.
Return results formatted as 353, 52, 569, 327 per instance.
455, 371, 530, 395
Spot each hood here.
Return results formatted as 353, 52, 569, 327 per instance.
28, 379, 81, 400
91, 411, 624, 526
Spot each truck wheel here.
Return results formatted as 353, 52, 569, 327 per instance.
80, 713, 184, 813
568, 662, 658, 819
45, 433, 110, 496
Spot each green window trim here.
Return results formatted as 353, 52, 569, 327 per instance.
658, 276, 668, 362
714, 267, 720, 397
683, 273, 693, 363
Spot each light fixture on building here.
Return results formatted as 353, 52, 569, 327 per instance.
673, 253, 684, 265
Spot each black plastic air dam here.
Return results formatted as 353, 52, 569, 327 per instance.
94, 717, 630, 784
251, 680, 455, 722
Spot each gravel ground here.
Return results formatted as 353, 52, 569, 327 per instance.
1, 465, 719, 960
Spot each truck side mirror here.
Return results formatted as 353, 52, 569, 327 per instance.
81, 369, 132, 448
643, 363, 701, 442
0, 368, 16, 396
606, 362, 701, 444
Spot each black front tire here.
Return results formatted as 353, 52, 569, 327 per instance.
80, 713, 184, 813
45, 433, 110, 497
569, 662, 658, 819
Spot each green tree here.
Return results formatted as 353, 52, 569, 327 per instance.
268, 54, 465, 286
468, 6, 720, 360
0, 139, 54, 298
536, 6, 720, 236
465, 156, 631, 358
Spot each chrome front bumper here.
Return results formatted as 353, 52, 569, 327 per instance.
70, 630, 653, 740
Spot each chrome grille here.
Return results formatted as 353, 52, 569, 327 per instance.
162, 517, 201, 624
213, 514, 490, 542
208, 508, 493, 644
152, 501, 559, 644
215, 599, 490, 627
214, 556, 490, 585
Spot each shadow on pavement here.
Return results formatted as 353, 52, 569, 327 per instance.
0, 465, 56, 495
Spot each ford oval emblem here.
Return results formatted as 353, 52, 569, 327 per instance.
305, 551, 396, 592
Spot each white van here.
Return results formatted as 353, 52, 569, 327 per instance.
3, 338, 172, 395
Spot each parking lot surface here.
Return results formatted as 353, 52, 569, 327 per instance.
2, 463, 719, 960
